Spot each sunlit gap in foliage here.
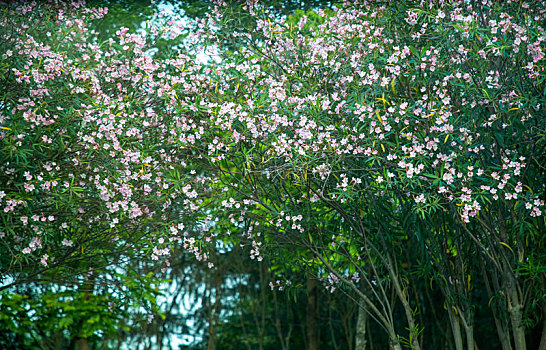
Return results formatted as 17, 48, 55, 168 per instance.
139, 0, 222, 64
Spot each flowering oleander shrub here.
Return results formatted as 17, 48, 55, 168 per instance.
176, 0, 546, 348
1, 0, 545, 348
0, 0, 218, 283
199, 0, 545, 239
0, 1, 220, 346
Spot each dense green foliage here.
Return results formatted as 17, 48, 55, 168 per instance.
0, 0, 545, 349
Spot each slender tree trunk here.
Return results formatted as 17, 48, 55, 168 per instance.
464, 325, 474, 350
491, 302, 513, 350
75, 338, 90, 350
239, 307, 253, 350
258, 264, 266, 350
388, 326, 402, 350
538, 315, 546, 350
273, 289, 289, 350
497, 223, 526, 350
207, 285, 217, 350
306, 277, 319, 350
355, 297, 368, 350
207, 316, 216, 350
74, 271, 95, 350
327, 293, 340, 350
311, 248, 400, 350
390, 270, 421, 350
391, 341, 402, 350
507, 272, 526, 350
447, 307, 464, 350
377, 232, 421, 350
509, 303, 527, 350
482, 264, 513, 350
495, 318, 514, 350
458, 309, 476, 350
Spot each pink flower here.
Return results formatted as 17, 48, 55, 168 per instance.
61, 239, 73, 247
414, 194, 426, 204
40, 254, 49, 267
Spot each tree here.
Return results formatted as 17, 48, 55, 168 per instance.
0, 1, 211, 347
2, 0, 545, 348
172, 0, 546, 348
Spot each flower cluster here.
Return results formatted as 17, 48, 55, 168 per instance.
0, 1, 215, 279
